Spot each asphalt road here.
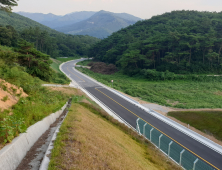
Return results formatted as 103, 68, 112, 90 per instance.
62, 59, 222, 170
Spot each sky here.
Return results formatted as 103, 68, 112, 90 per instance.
13, 0, 222, 19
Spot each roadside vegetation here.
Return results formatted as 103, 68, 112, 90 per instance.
50, 58, 62, 73
77, 59, 92, 66
76, 67, 222, 109
168, 111, 222, 141
48, 95, 181, 170
0, 44, 71, 146
56, 57, 82, 63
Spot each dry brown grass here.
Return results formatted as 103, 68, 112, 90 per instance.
49, 101, 182, 170
47, 87, 85, 96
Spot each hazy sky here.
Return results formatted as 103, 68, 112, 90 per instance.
13, 0, 222, 19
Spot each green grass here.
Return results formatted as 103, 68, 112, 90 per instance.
56, 57, 81, 63
49, 58, 70, 84
0, 56, 72, 144
77, 59, 92, 66
0, 86, 71, 144
168, 111, 222, 141
50, 58, 62, 73
77, 67, 222, 109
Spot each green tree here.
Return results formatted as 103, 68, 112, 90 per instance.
15, 40, 53, 81
0, 0, 18, 12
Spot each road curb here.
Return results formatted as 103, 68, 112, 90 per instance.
0, 102, 68, 170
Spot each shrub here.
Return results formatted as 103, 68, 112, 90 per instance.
1, 95, 8, 102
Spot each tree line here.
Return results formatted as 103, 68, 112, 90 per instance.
0, 25, 100, 58
0, 24, 99, 83
88, 10, 222, 76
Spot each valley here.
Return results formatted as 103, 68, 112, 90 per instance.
0, 1, 222, 169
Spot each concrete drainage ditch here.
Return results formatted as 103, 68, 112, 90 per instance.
0, 98, 72, 170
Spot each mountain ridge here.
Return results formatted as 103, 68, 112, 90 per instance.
56, 10, 141, 38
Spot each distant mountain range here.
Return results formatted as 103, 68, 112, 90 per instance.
16, 11, 97, 28
16, 12, 61, 23
17, 10, 141, 38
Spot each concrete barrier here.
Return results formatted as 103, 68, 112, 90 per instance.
0, 102, 68, 170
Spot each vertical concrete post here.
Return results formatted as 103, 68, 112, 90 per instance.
179, 149, 185, 166
136, 118, 141, 135
168, 141, 173, 157
143, 123, 147, 136
193, 158, 199, 170
159, 134, 163, 148
150, 128, 154, 141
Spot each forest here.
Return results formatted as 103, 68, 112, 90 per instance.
0, 25, 99, 58
88, 10, 222, 76
20, 27, 100, 58
0, 10, 100, 58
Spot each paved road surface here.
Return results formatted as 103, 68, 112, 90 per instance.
61, 59, 222, 170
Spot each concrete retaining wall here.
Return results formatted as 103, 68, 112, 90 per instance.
0, 102, 68, 170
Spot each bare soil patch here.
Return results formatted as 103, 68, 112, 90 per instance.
90, 62, 118, 75
0, 79, 27, 112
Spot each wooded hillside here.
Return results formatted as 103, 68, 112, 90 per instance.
0, 11, 100, 58
89, 11, 222, 75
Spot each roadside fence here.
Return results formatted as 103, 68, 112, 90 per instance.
136, 118, 215, 170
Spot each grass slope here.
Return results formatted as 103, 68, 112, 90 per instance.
49, 98, 181, 170
168, 111, 222, 141
76, 67, 222, 109
50, 58, 62, 73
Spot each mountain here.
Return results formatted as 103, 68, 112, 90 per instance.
55, 10, 141, 38
17, 11, 97, 29
16, 12, 62, 23
0, 10, 99, 58
0, 10, 57, 33
88, 10, 222, 75
41, 11, 97, 28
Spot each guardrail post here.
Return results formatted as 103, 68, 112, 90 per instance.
143, 123, 147, 136
168, 141, 173, 157
136, 118, 141, 134
179, 149, 185, 166
193, 158, 198, 170
159, 134, 163, 148
150, 128, 154, 141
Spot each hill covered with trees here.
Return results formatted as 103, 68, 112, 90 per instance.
0, 10, 57, 33
88, 10, 222, 76
0, 11, 100, 58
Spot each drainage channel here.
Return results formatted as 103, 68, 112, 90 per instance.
16, 99, 72, 170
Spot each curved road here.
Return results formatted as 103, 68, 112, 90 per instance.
61, 59, 222, 170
